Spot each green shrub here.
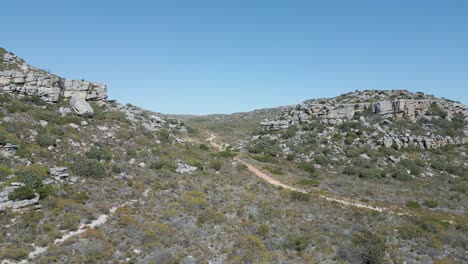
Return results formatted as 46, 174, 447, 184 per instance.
8, 186, 36, 201
209, 160, 223, 171
450, 185, 467, 194
22, 164, 49, 178
257, 223, 270, 238
352, 230, 386, 264
252, 154, 278, 163
248, 138, 281, 156
298, 162, 315, 174
36, 184, 54, 199
73, 159, 107, 178
284, 233, 310, 252
426, 103, 447, 118
298, 179, 320, 187
400, 159, 423, 176
16, 170, 43, 189
431, 159, 446, 171
35, 133, 56, 147
0, 247, 29, 261
199, 144, 210, 151
0, 164, 12, 181
314, 155, 330, 165
391, 168, 411, 181
406, 200, 421, 209
86, 147, 112, 161
423, 200, 438, 208
290, 191, 310, 202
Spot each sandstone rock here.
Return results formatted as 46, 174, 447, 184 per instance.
360, 153, 371, 160
176, 161, 197, 174
70, 96, 94, 117
0, 143, 19, 157
0, 51, 107, 103
39, 120, 48, 127
50, 167, 69, 181
0, 186, 40, 212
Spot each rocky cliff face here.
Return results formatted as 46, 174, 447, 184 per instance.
255, 90, 467, 151
261, 91, 467, 130
0, 48, 107, 103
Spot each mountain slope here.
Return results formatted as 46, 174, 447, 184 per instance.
0, 49, 467, 264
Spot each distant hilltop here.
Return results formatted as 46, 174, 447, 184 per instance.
0, 48, 107, 103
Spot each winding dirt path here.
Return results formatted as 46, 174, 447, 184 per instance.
207, 133, 402, 214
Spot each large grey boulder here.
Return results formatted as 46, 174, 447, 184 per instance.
70, 96, 94, 117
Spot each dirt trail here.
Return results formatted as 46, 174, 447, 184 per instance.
207, 133, 404, 214
207, 133, 224, 151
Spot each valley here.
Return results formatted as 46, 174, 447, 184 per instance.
0, 48, 467, 264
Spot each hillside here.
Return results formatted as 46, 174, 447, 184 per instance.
0, 48, 467, 264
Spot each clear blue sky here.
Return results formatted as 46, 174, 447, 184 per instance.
3, 0, 468, 114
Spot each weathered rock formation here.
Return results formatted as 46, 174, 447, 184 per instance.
0, 185, 40, 212
0, 48, 107, 103
261, 91, 467, 130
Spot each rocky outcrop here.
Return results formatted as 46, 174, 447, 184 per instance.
0, 143, 19, 157
0, 185, 40, 212
176, 161, 197, 174
379, 133, 463, 149
261, 91, 467, 131
0, 49, 107, 103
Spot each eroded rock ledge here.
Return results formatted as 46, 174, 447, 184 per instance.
0, 49, 107, 103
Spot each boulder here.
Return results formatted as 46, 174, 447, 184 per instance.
176, 161, 197, 174
70, 96, 94, 117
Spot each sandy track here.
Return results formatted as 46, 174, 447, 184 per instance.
207, 133, 404, 214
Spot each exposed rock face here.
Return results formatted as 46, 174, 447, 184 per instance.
0, 49, 107, 103
255, 90, 467, 151
70, 96, 94, 117
176, 161, 197, 174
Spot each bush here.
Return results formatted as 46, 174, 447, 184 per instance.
209, 160, 223, 171
314, 155, 330, 166
0, 164, 12, 181
406, 200, 421, 209
284, 233, 310, 252
426, 103, 447, 118
431, 159, 446, 171
298, 179, 320, 187
86, 147, 112, 161
0, 247, 29, 261
8, 186, 36, 201
257, 223, 270, 238
352, 230, 386, 264
298, 162, 315, 174
252, 154, 278, 163
400, 159, 423, 176
290, 191, 310, 202
16, 170, 43, 189
199, 144, 210, 151
35, 133, 56, 147
423, 200, 438, 208
22, 164, 49, 178
391, 168, 411, 181
37, 184, 54, 199
73, 159, 107, 178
